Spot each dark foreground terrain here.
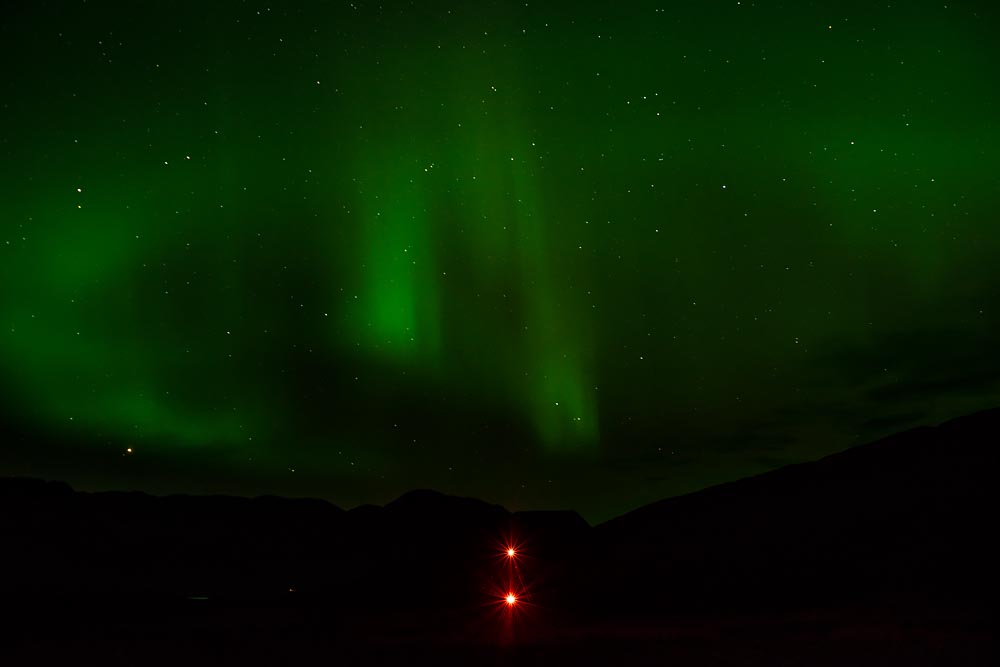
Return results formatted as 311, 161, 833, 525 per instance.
2, 409, 997, 665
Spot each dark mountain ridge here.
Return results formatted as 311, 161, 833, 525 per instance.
1, 408, 995, 618
586, 409, 996, 615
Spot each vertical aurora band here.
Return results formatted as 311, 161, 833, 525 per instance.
349, 93, 598, 449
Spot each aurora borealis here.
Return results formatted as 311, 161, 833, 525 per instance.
1, 1, 999, 521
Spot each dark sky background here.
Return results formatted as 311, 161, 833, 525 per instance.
1, 0, 998, 522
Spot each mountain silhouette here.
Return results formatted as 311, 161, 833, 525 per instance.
2, 409, 996, 665
590, 409, 995, 618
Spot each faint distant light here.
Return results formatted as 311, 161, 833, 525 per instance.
505, 593, 517, 606
125, 447, 133, 454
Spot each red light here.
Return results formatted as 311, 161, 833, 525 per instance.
506, 547, 516, 558
505, 593, 517, 606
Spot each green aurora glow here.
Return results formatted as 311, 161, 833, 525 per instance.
1, 0, 998, 520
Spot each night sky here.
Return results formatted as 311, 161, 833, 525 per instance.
1, 1, 998, 521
